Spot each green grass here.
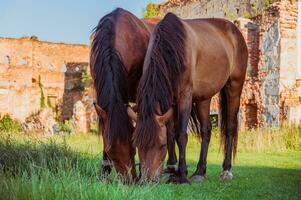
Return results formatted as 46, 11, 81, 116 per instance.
0, 126, 301, 200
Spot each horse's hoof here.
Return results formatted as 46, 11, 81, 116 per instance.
167, 175, 190, 184
220, 170, 233, 181
191, 175, 207, 182
178, 176, 191, 185
179, 177, 191, 185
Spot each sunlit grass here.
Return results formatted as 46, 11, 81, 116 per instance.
0, 125, 300, 200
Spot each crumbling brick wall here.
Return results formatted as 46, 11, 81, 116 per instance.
0, 37, 92, 127
257, 5, 281, 127
158, 0, 271, 20
236, 18, 262, 128
278, 0, 299, 123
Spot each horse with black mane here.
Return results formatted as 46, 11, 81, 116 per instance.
127, 13, 248, 183
90, 8, 159, 181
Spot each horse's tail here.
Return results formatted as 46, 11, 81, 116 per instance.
90, 13, 132, 144
220, 87, 238, 160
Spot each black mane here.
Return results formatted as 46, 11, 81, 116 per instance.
90, 8, 133, 145
134, 13, 187, 148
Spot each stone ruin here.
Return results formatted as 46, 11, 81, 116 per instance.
0, 0, 300, 132
23, 108, 59, 135
0, 36, 96, 134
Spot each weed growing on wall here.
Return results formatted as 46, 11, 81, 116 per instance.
0, 115, 22, 132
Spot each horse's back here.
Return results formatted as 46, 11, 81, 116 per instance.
183, 18, 248, 100
112, 10, 152, 70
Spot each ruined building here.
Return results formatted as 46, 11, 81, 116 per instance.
0, 36, 95, 132
0, 0, 300, 131
159, 0, 301, 128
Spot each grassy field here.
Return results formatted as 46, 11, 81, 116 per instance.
0, 126, 301, 200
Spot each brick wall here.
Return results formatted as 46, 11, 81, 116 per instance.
0, 37, 93, 127
158, 0, 271, 20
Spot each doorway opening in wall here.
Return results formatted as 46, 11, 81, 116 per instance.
245, 103, 258, 129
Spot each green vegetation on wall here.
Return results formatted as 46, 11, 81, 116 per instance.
246, 0, 278, 18
264, 0, 275, 7
80, 69, 93, 88
38, 75, 45, 108
0, 115, 22, 132
223, 5, 238, 20
47, 96, 53, 108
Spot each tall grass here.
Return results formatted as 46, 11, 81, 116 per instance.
0, 125, 300, 200
0, 133, 99, 178
237, 124, 301, 152
188, 124, 301, 153
0, 124, 299, 177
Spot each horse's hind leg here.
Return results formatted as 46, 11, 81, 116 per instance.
191, 99, 212, 182
100, 151, 112, 179
220, 78, 244, 181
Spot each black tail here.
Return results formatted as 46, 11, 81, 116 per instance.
220, 87, 238, 159
90, 11, 133, 145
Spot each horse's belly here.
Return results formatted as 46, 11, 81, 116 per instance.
192, 64, 229, 101
192, 79, 221, 101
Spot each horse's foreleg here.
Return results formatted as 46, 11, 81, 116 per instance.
164, 122, 178, 175
191, 99, 212, 182
100, 151, 112, 178
169, 94, 192, 184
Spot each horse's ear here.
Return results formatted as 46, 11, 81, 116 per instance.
93, 102, 106, 118
127, 106, 137, 122
156, 108, 173, 124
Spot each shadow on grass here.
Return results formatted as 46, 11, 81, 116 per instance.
183, 163, 301, 200
0, 135, 100, 178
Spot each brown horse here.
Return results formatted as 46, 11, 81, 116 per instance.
127, 13, 248, 183
90, 8, 159, 181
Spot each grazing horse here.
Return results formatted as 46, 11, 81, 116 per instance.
127, 13, 248, 183
90, 8, 159, 181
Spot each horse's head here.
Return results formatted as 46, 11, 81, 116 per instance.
128, 106, 173, 181
94, 103, 136, 180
